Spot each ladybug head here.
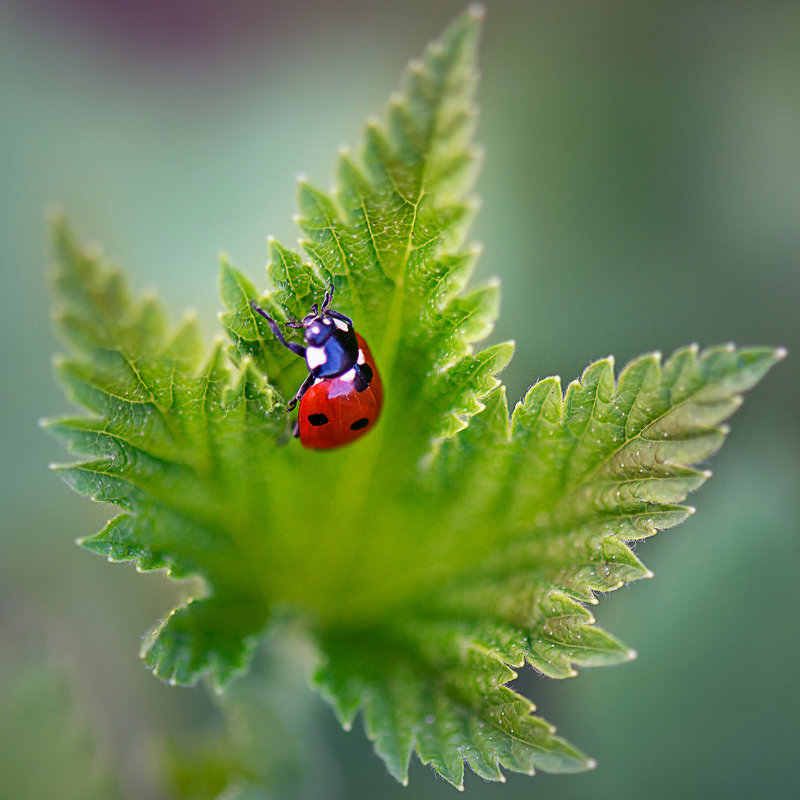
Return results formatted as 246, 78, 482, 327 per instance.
302, 314, 337, 346
285, 283, 340, 346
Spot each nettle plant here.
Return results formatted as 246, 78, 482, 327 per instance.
47, 7, 782, 793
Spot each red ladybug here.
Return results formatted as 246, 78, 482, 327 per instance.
250, 284, 383, 450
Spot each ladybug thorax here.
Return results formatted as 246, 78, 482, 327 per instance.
304, 314, 359, 378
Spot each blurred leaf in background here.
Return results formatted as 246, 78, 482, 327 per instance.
0, 656, 119, 800
161, 627, 336, 800
1, 0, 798, 798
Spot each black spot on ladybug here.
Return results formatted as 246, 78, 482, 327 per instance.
308, 413, 329, 426
354, 363, 373, 392
350, 417, 369, 431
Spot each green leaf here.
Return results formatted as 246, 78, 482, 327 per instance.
46, 6, 785, 790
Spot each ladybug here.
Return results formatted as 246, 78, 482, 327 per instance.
250, 284, 383, 450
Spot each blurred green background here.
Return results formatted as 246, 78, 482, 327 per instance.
1, 1, 798, 798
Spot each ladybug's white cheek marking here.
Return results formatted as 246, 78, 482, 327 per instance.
310, 324, 321, 335
357, 349, 366, 365
333, 317, 349, 332
307, 346, 327, 369
339, 367, 356, 383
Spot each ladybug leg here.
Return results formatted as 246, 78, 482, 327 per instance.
327, 308, 353, 327
250, 301, 306, 359
291, 419, 300, 439
286, 372, 314, 412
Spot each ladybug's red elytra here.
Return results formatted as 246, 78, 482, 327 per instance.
250, 284, 383, 450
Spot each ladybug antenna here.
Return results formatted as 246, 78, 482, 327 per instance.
321, 282, 335, 313
310, 302, 319, 316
